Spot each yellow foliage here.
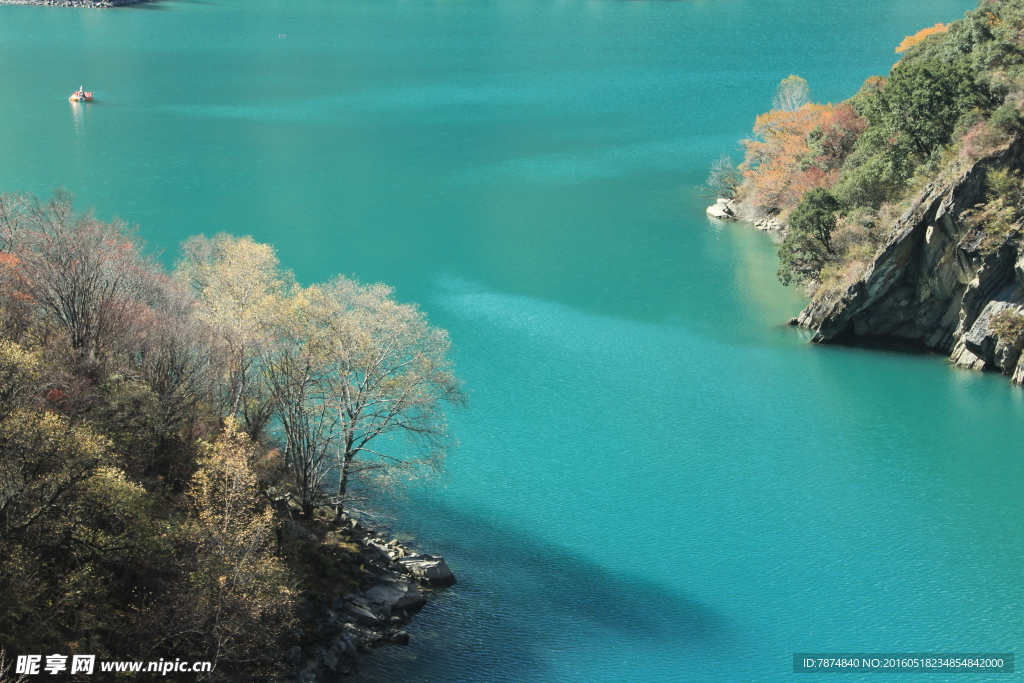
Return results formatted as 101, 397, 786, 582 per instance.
76, 466, 159, 556
0, 340, 41, 421
183, 418, 295, 670
895, 23, 948, 53
176, 234, 296, 435
0, 409, 111, 537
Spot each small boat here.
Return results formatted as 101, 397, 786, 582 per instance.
69, 86, 93, 102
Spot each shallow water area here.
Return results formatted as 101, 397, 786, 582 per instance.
0, 0, 1019, 681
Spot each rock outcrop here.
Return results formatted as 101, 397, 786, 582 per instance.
398, 554, 457, 586
792, 136, 1024, 382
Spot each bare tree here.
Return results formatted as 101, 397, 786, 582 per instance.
260, 312, 340, 518
311, 277, 466, 517
7, 192, 163, 375
772, 74, 810, 112
256, 275, 465, 518
139, 281, 212, 414
177, 235, 465, 518
704, 154, 744, 199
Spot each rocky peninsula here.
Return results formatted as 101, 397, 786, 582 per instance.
793, 137, 1024, 381
287, 512, 456, 682
712, 0, 1024, 385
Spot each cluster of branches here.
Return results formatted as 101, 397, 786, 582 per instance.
177, 234, 465, 518
0, 193, 464, 680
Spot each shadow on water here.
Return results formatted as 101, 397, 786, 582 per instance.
820, 331, 949, 357
353, 497, 741, 682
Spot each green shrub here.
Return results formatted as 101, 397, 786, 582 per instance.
832, 130, 918, 208
989, 101, 1024, 133
986, 166, 1022, 203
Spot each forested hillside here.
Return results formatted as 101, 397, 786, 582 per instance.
730, 0, 1024, 294
0, 192, 463, 680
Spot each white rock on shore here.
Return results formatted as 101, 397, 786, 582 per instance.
706, 198, 738, 220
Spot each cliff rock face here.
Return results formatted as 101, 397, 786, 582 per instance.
794, 137, 1024, 381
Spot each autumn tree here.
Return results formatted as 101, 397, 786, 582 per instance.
0, 194, 213, 471
259, 276, 465, 518
0, 341, 42, 422
133, 282, 216, 442
741, 103, 838, 211
177, 420, 295, 677
0, 409, 110, 545
5, 192, 164, 375
177, 234, 293, 441
896, 23, 948, 53
804, 103, 869, 172
0, 408, 117, 650
260, 288, 340, 518
312, 277, 464, 517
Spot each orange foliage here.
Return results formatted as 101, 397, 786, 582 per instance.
0, 252, 32, 306
741, 104, 837, 212
895, 23, 948, 53
0, 253, 22, 269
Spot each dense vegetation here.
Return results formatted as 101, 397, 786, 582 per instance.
0, 192, 464, 680
726, 0, 1024, 293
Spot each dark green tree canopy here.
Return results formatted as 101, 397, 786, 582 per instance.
777, 188, 843, 286
876, 60, 994, 155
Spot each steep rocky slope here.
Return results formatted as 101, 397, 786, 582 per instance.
793, 136, 1024, 382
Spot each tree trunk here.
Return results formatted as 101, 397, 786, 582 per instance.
333, 452, 351, 522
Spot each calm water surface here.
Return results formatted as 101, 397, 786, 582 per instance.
1, 0, 1020, 681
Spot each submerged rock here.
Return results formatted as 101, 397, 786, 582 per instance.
365, 579, 427, 615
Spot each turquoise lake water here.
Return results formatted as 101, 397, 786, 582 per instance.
1, 0, 1022, 680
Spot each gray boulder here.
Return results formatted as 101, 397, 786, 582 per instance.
342, 601, 382, 626
398, 554, 457, 587
365, 580, 427, 615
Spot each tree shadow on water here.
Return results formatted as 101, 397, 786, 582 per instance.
353, 499, 741, 682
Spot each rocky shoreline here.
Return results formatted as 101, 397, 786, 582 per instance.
709, 139, 1024, 386
0, 0, 149, 7
706, 197, 786, 232
288, 514, 456, 682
